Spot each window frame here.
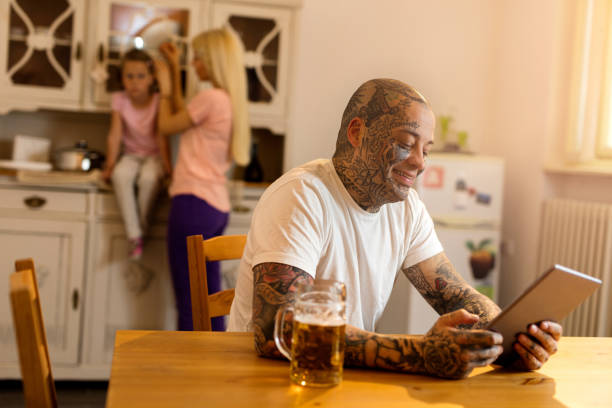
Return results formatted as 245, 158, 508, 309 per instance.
566, 0, 612, 163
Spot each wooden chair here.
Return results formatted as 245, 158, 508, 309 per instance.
9, 258, 58, 408
186, 234, 247, 331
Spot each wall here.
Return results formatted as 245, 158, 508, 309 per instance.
287, 0, 497, 169
481, 0, 561, 305
484, 0, 612, 305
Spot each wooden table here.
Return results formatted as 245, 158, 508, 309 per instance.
106, 330, 612, 407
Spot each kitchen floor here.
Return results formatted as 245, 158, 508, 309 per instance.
0, 380, 108, 407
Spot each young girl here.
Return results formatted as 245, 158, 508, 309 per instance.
155, 28, 249, 331
103, 49, 172, 260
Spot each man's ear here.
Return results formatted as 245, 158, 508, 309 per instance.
347, 117, 365, 147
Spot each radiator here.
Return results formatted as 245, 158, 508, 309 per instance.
537, 199, 612, 336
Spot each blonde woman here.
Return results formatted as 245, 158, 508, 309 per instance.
155, 27, 249, 331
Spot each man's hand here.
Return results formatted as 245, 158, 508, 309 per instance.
513, 320, 562, 370
421, 309, 503, 379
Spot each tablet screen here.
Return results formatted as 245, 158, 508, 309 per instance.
487, 264, 601, 364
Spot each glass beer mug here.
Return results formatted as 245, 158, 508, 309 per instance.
273, 279, 346, 387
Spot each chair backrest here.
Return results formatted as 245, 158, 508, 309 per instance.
186, 234, 247, 331
9, 258, 58, 408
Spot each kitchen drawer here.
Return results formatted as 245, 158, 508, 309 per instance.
229, 183, 266, 213
228, 183, 267, 230
95, 192, 170, 221
0, 187, 88, 214
95, 193, 121, 217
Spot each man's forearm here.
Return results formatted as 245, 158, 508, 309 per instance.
344, 326, 427, 374
404, 253, 501, 328
252, 262, 313, 359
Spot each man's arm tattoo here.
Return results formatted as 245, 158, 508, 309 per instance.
252, 262, 313, 358
344, 327, 426, 373
404, 256, 500, 328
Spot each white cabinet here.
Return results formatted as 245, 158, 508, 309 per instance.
81, 191, 175, 370
90, 0, 206, 106
212, 2, 292, 133
0, 180, 267, 379
222, 182, 265, 289
83, 222, 175, 368
0, 0, 86, 112
0, 0, 302, 141
0, 188, 87, 377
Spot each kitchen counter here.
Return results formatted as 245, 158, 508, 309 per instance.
0, 169, 110, 192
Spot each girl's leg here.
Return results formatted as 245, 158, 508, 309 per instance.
167, 194, 229, 331
136, 156, 164, 236
111, 155, 142, 240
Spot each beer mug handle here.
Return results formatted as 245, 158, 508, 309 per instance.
273, 305, 293, 361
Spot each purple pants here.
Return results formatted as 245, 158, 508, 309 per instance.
167, 194, 229, 331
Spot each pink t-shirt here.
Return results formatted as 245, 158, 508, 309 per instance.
111, 92, 160, 156
169, 88, 232, 213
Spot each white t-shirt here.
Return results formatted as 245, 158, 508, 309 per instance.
227, 159, 443, 332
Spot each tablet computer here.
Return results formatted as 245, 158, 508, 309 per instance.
487, 264, 602, 364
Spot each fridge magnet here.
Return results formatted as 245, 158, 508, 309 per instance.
466, 238, 496, 299
423, 166, 444, 189
453, 177, 469, 209
475, 192, 491, 205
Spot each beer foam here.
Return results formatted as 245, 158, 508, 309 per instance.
295, 314, 345, 327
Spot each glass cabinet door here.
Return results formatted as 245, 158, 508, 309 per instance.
0, 0, 84, 102
212, 4, 290, 124
93, 0, 200, 106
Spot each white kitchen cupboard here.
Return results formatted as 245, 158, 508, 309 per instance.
211, 1, 293, 134
0, 0, 86, 113
90, 0, 206, 106
0, 0, 301, 120
0, 178, 266, 379
0, 186, 87, 377
81, 193, 175, 372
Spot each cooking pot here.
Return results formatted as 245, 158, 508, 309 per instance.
54, 140, 105, 172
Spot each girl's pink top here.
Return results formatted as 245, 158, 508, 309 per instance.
169, 88, 233, 213
111, 92, 160, 156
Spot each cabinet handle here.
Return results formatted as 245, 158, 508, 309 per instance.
72, 289, 79, 310
24, 195, 46, 209
97, 43, 105, 62
75, 41, 82, 61
232, 205, 251, 213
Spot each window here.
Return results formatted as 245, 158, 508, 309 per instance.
566, 0, 612, 164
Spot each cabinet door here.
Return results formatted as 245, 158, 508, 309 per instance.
0, 0, 85, 103
0, 218, 86, 367
83, 222, 175, 365
212, 3, 291, 131
92, 0, 204, 106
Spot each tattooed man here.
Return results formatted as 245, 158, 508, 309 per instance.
227, 79, 561, 379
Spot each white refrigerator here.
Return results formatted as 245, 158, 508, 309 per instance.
377, 153, 505, 334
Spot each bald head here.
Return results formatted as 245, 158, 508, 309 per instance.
334, 79, 430, 158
